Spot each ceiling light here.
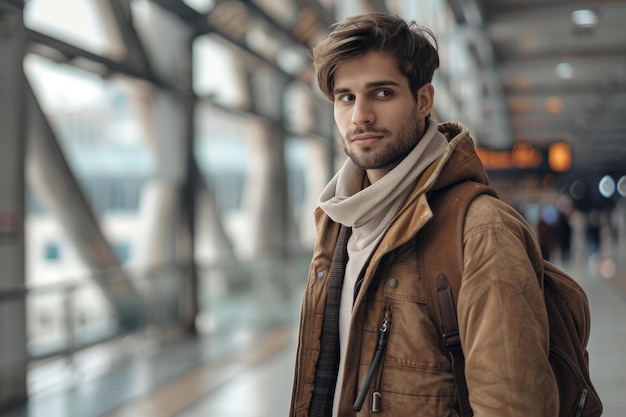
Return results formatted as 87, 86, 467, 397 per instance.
599, 175, 616, 198
183, 0, 215, 13
571, 9, 598, 27
569, 180, 586, 200
556, 62, 574, 79
617, 176, 626, 197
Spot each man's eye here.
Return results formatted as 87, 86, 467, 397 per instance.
376, 89, 392, 98
337, 94, 355, 103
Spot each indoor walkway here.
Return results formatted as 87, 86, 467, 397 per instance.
2, 250, 625, 417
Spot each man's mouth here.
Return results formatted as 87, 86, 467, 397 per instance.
351, 133, 384, 146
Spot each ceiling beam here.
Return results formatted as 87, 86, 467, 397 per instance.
482, 0, 626, 18
107, 0, 156, 78
496, 45, 626, 62
26, 29, 177, 90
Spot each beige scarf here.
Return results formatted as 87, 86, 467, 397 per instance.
318, 120, 448, 415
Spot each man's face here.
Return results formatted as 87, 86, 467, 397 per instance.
332, 51, 432, 182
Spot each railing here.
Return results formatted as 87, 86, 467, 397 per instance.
0, 252, 310, 394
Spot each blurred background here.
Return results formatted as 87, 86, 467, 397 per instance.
0, 0, 625, 416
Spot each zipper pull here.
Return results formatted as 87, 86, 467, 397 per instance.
353, 318, 390, 411
372, 391, 382, 413
575, 388, 588, 417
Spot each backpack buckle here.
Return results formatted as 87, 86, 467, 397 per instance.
442, 329, 460, 349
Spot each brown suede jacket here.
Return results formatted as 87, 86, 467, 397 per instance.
289, 122, 559, 417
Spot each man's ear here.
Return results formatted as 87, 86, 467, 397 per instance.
416, 83, 434, 119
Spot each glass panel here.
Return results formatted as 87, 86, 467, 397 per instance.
195, 103, 249, 241
24, 0, 125, 59
194, 35, 249, 108
285, 137, 308, 239
24, 28, 157, 361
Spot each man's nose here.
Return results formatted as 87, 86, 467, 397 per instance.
351, 98, 375, 125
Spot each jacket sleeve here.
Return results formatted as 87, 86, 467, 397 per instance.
457, 195, 559, 417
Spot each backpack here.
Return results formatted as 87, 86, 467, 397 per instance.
418, 180, 603, 417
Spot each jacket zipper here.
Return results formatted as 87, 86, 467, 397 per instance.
371, 307, 393, 413
353, 310, 391, 412
371, 336, 387, 413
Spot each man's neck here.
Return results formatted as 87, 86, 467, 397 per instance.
366, 167, 392, 184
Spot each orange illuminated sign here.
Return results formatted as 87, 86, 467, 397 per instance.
475, 147, 513, 169
548, 141, 572, 172
476, 143, 543, 170
476, 141, 571, 173
512, 143, 543, 168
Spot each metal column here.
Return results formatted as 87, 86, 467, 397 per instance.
0, 0, 27, 407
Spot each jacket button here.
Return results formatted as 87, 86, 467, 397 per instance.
317, 271, 324, 278
388, 278, 399, 288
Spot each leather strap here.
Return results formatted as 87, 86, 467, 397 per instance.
438, 272, 471, 417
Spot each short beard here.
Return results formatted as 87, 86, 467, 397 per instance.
341, 115, 424, 171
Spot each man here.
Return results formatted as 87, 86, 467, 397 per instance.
289, 13, 558, 417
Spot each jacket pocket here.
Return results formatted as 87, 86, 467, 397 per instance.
364, 263, 456, 415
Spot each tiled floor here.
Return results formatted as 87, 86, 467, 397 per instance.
3, 239, 626, 417
577, 266, 626, 416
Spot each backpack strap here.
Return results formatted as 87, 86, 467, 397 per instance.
417, 181, 498, 417
437, 272, 471, 417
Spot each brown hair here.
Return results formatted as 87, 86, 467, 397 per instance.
311, 13, 439, 101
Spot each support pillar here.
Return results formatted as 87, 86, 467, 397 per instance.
131, 4, 198, 332
243, 121, 290, 258
0, 0, 27, 407
243, 67, 292, 259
